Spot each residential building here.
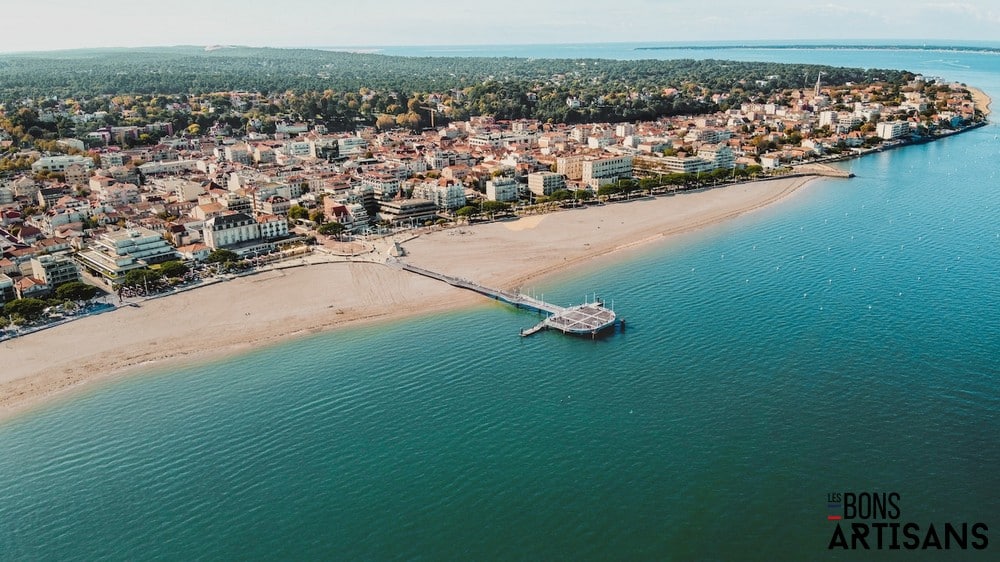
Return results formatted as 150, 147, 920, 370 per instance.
696, 144, 735, 170
0, 274, 15, 303
486, 177, 521, 202
30, 254, 81, 286
75, 227, 178, 285
527, 172, 566, 197
153, 178, 205, 202
556, 155, 586, 180
260, 195, 291, 217
257, 214, 290, 240
876, 121, 910, 140
581, 156, 633, 188
361, 173, 402, 200
30, 155, 94, 174
203, 213, 260, 249
64, 163, 89, 186
378, 199, 440, 226
411, 180, 467, 210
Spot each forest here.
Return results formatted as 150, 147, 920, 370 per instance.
0, 46, 915, 139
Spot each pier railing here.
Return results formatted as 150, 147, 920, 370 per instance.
399, 262, 564, 315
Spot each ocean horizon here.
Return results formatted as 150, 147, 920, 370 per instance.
1, 44, 997, 560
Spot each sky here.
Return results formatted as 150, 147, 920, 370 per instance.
3, 0, 1000, 53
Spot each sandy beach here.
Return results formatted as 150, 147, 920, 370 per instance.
968, 86, 992, 116
0, 174, 847, 420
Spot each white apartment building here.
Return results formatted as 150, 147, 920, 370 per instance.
582, 156, 633, 188
527, 172, 566, 197
818, 110, 839, 128
152, 177, 205, 202
486, 177, 521, 202
683, 128, 731, 144
223, 144, 252, 164
31, 155, 94, 174
876, 121, 910, 140
615, 123, 636, 138
837, 114, 864, 132
257, 214, 290, 239
283, 140, 312, 157
99, 152, 128, 168
31, 254, 81, 287
337, 136, 368, 156
411, 181, 467, 210
203, 213, 261, 249
361, 173, 401, 200
696, 144, 735, 170
75, 227, 178, 285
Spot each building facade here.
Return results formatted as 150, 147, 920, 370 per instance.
31, 254, 81, 287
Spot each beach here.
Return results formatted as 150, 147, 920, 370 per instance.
968, 85, 993, 116
0, 175, 822, 421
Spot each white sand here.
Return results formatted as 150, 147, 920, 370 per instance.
1, 175, 817, 421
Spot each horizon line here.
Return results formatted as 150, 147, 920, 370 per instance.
3, 38, 1000, 57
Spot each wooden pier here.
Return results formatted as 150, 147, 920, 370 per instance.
399, 263, 618, 337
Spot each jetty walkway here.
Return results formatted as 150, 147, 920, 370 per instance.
398, 262, 617, 337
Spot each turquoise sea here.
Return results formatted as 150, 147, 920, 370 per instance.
2, 44, 998, 560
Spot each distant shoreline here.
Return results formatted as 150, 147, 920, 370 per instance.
635, 44, 1000, 55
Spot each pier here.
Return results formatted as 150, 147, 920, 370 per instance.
399, 263, 618, 337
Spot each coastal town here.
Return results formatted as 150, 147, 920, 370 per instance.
0, 71, 986, 333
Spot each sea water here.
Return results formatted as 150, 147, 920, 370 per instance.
1, 45, 998, 560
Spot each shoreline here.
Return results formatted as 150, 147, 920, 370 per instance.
967, 86, 992, 117
0, 174, 821, 423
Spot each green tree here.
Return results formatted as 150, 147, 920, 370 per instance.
454, 205, 478, 218
480, 200, 510, 215
206, 249, 239, 264
122, 268, 163, 289
55, 281, 100, 302
287, 205, 308, 220
317, 221, 346, 237
597, 184, 621, 198
159, 260, 189, 279
4, 298, 47, 323
308, 209, 325, 224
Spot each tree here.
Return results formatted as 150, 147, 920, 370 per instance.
287, 205, 308, 220
308, 209, 325, 224
317, 221, 346, 237
159, 260, 189, 279
454, 205, 478, 219
206, 249, 239, 264
597, 184, 621, 198
4, 298, 47, 323
55, 281, 100, 302
480, 200, 510, 215
122, 268, 163, 289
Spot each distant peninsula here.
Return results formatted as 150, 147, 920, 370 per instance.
636, 43, 1000, 55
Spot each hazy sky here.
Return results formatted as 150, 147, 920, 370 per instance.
3, 0, 999, 53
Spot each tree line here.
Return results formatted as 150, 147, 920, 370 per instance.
0, 46, 915, 134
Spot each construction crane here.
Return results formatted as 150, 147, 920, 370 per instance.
420, 106, 439, 128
